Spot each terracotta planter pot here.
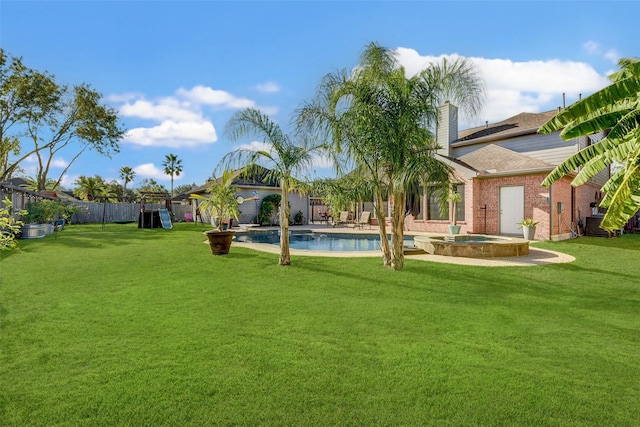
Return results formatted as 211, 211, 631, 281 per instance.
204, 230, 235, 255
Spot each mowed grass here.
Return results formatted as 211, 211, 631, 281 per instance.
1, 223, 638, 426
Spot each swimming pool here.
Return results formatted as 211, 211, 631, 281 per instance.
235, 230, 414, 251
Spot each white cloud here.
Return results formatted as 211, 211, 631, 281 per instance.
23, 154, 68, 169
583, 40, 620, 65
124, 120, 217, 148
113, 85, 275, 148
134, 163, 178, 181
255, 81, 281, 93
177, 86, 256, 109
236, 141, 272, 152
604, 49, 620, 64
60, 174, 78, 189
51, 157, 68, 168
395, 48, 610, 126
119, 98, 202, 122
583, 40, 601, 55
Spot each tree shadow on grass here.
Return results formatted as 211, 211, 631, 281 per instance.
557, 234, 640, 251
544, 261, 638, 280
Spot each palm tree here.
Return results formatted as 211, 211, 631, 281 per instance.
119, 166, 136, 201
222, 108, 324, 266
162, 154, 182, 197
297, 42, 484, 270
73, 175, 108, 201
191, 170, 240, 231
539, 58, 640, 231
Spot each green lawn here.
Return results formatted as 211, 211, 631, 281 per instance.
1, 223, 638, 426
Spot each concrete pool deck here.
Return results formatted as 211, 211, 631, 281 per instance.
232, 224, 575, 267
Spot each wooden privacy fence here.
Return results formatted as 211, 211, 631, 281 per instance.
70, 202, 192, 224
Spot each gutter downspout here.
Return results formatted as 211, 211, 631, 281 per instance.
549, 183, 553, 240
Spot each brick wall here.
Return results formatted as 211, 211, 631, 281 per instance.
401, 172, 603, 240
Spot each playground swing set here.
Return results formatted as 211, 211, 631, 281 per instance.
96, 193, 173, 230
137, 193, 173, 230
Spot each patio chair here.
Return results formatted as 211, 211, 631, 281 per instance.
334, 211, 349, 227
354, 211, 371, 229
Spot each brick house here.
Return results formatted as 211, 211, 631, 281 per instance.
403, 102, 609, 240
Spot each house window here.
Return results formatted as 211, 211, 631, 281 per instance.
412, 185, 424, 220
455, 183, 465, 222
425, 184, 465, 221
426, 186, 448, 220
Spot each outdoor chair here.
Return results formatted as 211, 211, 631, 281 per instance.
347, 211, 371, 229
333, 211, 349, 227
354, 211, 371, 229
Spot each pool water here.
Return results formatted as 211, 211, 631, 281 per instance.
235, 231, 414, 251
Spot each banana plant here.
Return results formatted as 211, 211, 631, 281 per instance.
539, 58, 640, 231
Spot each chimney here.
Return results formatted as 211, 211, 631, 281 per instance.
436, 101, 458, 157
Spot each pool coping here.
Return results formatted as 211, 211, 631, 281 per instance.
230, 225, 575, 267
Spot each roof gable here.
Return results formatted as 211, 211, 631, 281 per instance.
458, 144, 553, 174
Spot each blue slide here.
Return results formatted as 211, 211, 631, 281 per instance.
158, 209, 173, 229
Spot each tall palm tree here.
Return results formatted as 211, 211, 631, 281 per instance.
222, 108, 324, 266
73, 175, 108, 201
162, 154, 182, 197
297, 42, 484, 270
539, 58, 640, 231
119, 166, 136, 201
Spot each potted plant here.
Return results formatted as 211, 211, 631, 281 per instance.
191, 170, 240, 255
447, 191, 462, 235
21, 199, 59, 238
518, 218, 539, 240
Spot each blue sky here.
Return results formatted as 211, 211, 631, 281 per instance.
2, 0, 638, 190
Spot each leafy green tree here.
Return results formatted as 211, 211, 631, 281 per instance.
73, 175, 108, 201
1, 49, 59, 181
162, 153, 182, 197
119, 166, 136, 201
173, 182, 197, 195
298, 42, 484, 269
222, 108, 324, 266
24, 177, 58, 191
107, 180, 124, 200
539, 58, 640, 231
312, 175, 374, 220
0, 50, 126, 190
136, 179, 169, 198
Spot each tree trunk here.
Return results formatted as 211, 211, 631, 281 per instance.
390, 191, 406, 270
374, 190, 391, 267
279, 185, 291, 266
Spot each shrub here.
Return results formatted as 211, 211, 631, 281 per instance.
0, 198, 26, 251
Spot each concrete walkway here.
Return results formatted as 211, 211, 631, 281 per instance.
232, 224, 575, 267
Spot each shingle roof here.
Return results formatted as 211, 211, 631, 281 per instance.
190, 166, 279, 194
458, 144, 553, 174
457, 110, 558, 143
